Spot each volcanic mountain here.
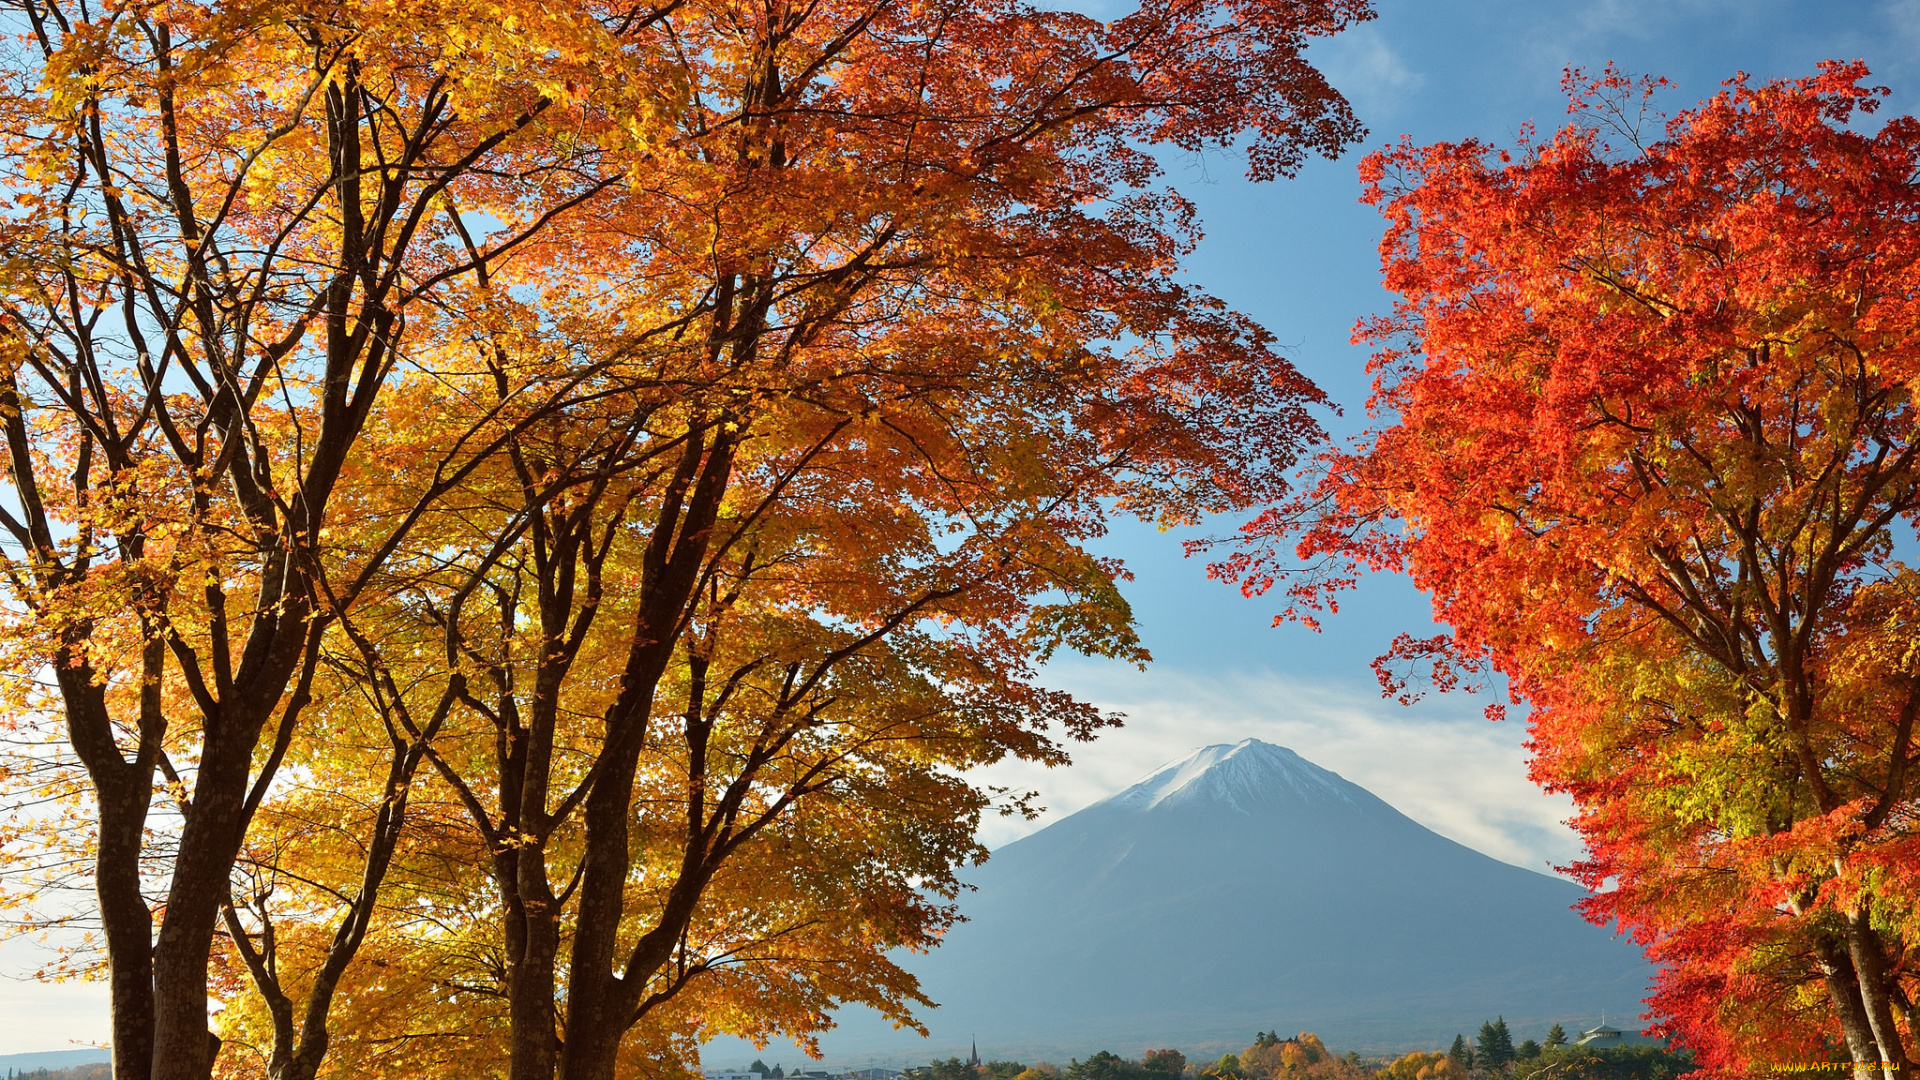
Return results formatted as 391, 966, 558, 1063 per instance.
812, 739, 1652, 1058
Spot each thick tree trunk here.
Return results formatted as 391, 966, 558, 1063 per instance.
150, 726, 263, 1080
96, 772, 155, 1080
506, 849, 562, 1080
554, 745, 647, 1080
1813, 932, 1884, 1080
555, 1000, 625, 1080
1844, 908, 1912, 1080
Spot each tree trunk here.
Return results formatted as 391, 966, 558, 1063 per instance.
553, 430, 739, 1080
1845, 908, 1912, 1080
96, 770, 155, 1080
1813, 931, 1884, 1080
57, 654, 159, 1080
506, 849, 562, 1080
554, 745, 646, 1080
555, 1001, 625, 1080
149, 726, 261, 1080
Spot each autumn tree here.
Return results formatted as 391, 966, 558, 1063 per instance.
1213, 63, 1920, 1078
1240, 1036, 1311, 1077
1377, 1053, 1463, 1080
146, 0, 1379, 1078
0, 5, 691, 1080
1238, 1035, 1359, 1080
1142, 1050, 1189, 1077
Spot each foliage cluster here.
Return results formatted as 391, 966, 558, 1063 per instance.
1228, 1033, 1362, 1080
1070, 1050, 1189, 1080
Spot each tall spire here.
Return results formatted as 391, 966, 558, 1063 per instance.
969, 1038, 980, 1068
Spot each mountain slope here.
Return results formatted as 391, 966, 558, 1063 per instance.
813, 740, 1651, 1057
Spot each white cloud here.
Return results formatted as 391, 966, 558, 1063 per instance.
1308, 23, 1427, 123
1886, 0, 1920, 46
970, 663, 1583, 876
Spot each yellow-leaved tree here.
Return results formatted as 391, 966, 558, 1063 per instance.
0, 1, 1374, 1079
0, 3, 686, 1080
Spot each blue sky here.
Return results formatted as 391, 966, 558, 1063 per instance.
9, 0, 1920, 1057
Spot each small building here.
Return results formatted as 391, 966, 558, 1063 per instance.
1573, 1023, 1663, 1048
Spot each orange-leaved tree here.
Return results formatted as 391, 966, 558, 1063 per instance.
1373, 1053, 1461, 1080
1212, 64, 1920, 1078
1239, 1033, 1358, 1080
150, 0, 1377, 1079
0, 4, 689, 1080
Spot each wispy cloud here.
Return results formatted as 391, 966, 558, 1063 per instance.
1308, 23, 1426, 125
1883, 0, 1920, 54
1524, 0, 1759, 54
971, 664, 1581, 876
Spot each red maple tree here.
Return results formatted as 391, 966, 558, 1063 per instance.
1213, 64, 1920, 1078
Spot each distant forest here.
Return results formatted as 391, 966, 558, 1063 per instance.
2, 1065, 110, 1080
897, 1027, 1694, 1080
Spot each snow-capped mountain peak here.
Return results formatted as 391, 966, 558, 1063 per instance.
1111, 738, 1360, 813
809, 736, 1652, 1055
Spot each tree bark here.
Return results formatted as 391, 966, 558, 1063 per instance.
1813, 931, 1884, 1080
1844, 907, 1912, 1080
150, 723, 263, 1080
506, 884, 562, 1080
95, 757, 156, 1080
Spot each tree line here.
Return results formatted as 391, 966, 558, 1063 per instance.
3, 1065, 111, 1080
1393, 1020, 1691, 1080
903, 1033, 1360, 1080
899, 1027, 1689, 1080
